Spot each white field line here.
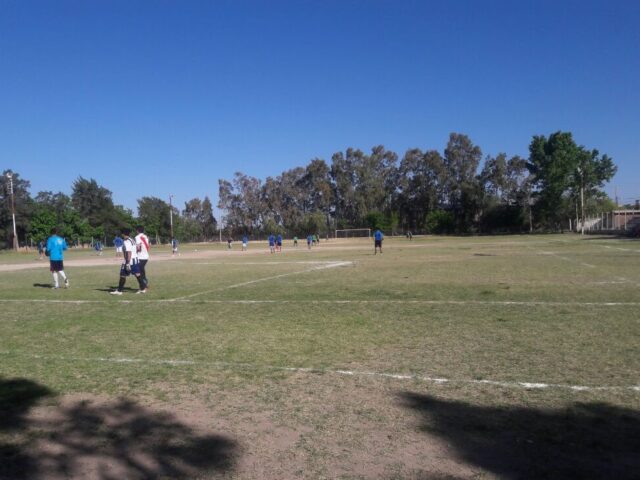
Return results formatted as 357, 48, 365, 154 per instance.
193, 261, 345, 265
1, 351, 637, 393
602, 245, 640, 253
1, 298, 640, 307
538, 250, 596, 268
169, 261, 353, 301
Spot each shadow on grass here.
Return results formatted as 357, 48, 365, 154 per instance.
0, 378, 237, 479
94, 287, 139, 293
400, 392, 640, 480
32, 283, 54, 288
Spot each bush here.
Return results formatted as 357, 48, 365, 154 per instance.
425, 210, 455, 234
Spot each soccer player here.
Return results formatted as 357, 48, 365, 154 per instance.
172, 238, 179, 256
94, 240, 103, 255
37, 240, 45, 260
374, 229, 383, 254
293, 236, 298, 247
45, 227, 69, 289
307, 234, 313, 249
110, 228, 144, 295
135, 225, 150, 293
227, 236, 233, 249
276, 234, 283, 252
114, 235, 124, 258
268, 234, 276, 254
242, 234, 248, 251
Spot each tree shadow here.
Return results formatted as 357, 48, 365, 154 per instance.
0, 378, 52, 479
0, 378, 238, 479
400, 392, 640, 480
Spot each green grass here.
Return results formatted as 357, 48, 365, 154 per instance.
1, 234, 639, 478
2, 234, 638, 394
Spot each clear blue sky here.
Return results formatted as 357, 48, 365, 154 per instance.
2, 0, 639, 217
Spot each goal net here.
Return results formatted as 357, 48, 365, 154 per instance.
335, 228, 371, 238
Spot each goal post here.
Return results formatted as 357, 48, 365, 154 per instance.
335, 228, 371, 239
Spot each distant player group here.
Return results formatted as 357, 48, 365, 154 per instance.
41, 227, 384, 294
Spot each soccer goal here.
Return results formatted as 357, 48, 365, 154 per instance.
335, 228, 371, 239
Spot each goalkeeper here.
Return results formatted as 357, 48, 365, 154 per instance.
110, 228, 145, 296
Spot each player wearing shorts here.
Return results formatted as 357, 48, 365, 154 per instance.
114, 235, 124, 258
276, 234, 283, 252
110, 228, 145, 295
46, 227, 69, 289
374, 229, 383, 254
242, 235, 248, 251
37, 240, 45, 260
135, 225, 150, 293
268, 234, 276, 254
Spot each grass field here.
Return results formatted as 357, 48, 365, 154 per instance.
1, 234, 639, 479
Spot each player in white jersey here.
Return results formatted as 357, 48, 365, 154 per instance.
135, 225, 150, 293
110, 228, 145, 295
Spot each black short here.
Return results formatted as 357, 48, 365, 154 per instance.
375, 239, 382, 248
49, 260, 64, 272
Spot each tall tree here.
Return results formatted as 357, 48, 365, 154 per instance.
137, 196, 173, 242
527, 132, 581, 228
443, 133, 483, 231
396, 149, 446, 230
71, 177, 121, 234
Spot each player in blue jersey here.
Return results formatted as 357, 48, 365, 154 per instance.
276, 234, 283, 252
242, 234, 248, 251
268, 234, 276, 254
46, 227, 69, 289
114, 235, 124, 258
306, 234, 313, 249
374, 229, 383, 254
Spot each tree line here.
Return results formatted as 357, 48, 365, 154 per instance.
0, 130, 618, 248
217, 131, 617, 236
0, 176, 217, 248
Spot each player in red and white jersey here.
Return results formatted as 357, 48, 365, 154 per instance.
135, 225, 151, 293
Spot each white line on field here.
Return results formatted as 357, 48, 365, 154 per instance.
168, 261, 353, 301
1, 351, 637, 393
193, 261, 346, 265
538, 250, 596, 268
1, 298, 639, 307
602, 245, 640, 253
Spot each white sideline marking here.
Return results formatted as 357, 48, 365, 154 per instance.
169, 261, 353, 301
1, 351, 637, 393
1, 298, 640, 307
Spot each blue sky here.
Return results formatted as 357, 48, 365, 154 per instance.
2, 0, 639, 217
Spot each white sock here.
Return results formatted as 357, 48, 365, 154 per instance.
59, 271, 67, 281
52, 272, 59, 287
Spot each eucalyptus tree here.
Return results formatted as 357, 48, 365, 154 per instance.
396, 148, 446, 230
443, 133, 483, 231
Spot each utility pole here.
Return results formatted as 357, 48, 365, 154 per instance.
6, 173, 18, 250
578, 167, 585, 235
169, 194, 174, 243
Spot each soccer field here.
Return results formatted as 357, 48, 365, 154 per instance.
1, 235, 639, 479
